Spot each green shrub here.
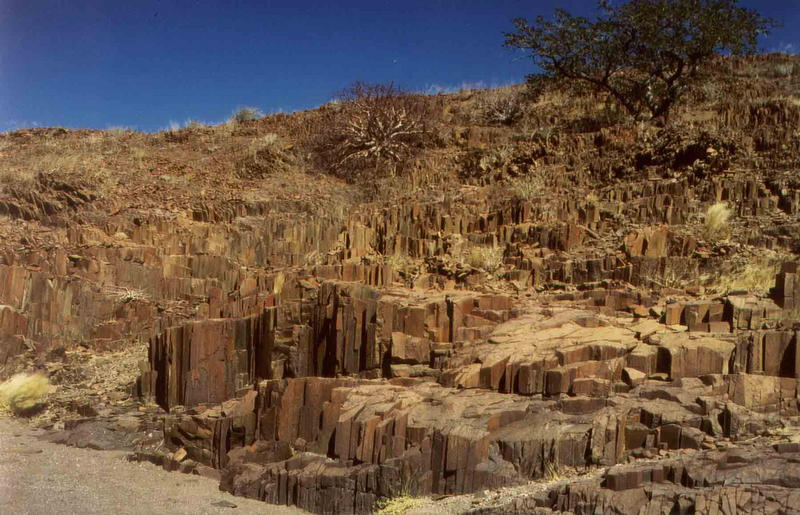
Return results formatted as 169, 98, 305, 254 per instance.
231, 107, 262, 124
505, 0, 775, 121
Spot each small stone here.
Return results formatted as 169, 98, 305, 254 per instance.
173, 448, 187, 462
622, 367, 646, 387
211, 500, 237, 508
8, 447, 43, 455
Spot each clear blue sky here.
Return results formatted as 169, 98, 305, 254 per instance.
2, 0, 798, 132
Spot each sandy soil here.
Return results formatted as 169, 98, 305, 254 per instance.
0, 416, 306, 515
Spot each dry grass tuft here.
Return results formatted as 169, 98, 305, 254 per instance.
376, 495, 426, 515
466, 246, 504, 274
704, 202, 731, 241
0, 373, 51, 415
706, 259, 780, 294
544, 461, 562, 482
500, 172, 546, 202
273, 272, 285, 295
235, 133, 295, 179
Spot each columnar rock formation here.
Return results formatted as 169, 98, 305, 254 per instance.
3, 55, 800, 514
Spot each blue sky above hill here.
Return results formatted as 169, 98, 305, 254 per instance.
2, 0, 798, 132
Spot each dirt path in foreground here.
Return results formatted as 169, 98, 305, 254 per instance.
0, 416, 306, 515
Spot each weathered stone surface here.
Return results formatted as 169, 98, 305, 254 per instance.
5, 63, 800, 515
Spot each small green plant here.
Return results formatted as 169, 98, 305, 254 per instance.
0, 373, 50, 415
704, 202, 731, 241
479, 145, 515, 175
231, 106, 262, 124
492, 172, 546, 202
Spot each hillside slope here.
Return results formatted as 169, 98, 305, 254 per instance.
2, 54, 800, 514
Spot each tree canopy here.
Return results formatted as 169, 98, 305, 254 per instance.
505, 0, 776, 120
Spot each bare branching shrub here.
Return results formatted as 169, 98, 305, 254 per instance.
104, 285, 150, 303
704, 202, 731, 241
314, 82, 434, 181
231, 107, 262, 124
234, 133, 295, 179
476, 88, 525, 125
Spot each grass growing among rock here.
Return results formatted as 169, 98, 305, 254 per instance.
375, 495, 426, 515
704, 202, 732, 241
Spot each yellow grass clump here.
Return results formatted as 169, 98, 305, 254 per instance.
707, 259, 780, 295
704, 202, 731, 241
467, 246, 504, 273
273, 272, 286, 295
376, 495, 426, 515
0, 373, 51, 415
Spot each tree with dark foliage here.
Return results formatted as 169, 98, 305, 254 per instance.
505, 0, 775, 121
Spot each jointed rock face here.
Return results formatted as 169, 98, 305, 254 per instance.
3, 54, 800, 514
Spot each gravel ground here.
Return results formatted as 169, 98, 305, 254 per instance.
0, 416, 306, 515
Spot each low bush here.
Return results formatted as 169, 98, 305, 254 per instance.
313, 82, 435, 182
476, 88, 525, 126
231, 107, 262, 124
